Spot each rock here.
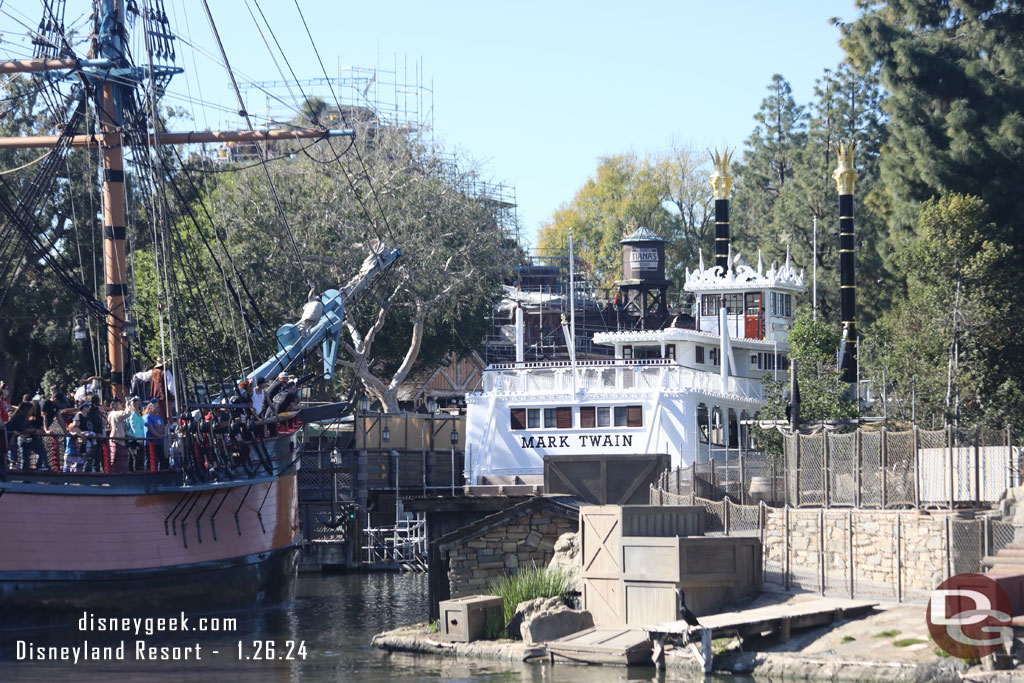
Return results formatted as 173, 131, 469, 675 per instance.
506, 596, 593, 644
547, 532, 581, 589
521, 605, 594, 644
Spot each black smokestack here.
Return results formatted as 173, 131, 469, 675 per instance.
709, 148, 734, 271
834, 142, 857, 384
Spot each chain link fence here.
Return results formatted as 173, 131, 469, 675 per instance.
654, 425, 1020, 510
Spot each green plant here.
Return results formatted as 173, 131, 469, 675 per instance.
427, 620, 439, 634
872, 629, 901, 638
484, 610, 505, 640
488, 563, 575, 626
841, 635, 855, 644
893, 638, 926, 648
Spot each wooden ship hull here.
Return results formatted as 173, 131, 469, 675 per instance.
0, 427, 302, 612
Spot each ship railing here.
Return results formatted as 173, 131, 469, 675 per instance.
4, 432, 171, 475
3, 411, 301, 478
482, 361, 762, 400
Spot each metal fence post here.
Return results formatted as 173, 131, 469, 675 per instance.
948, 425, 955, 510
984, 515, 991, 562
896, 514, 903, 603
819, 508, 826, 595
795, 433, 802, 507
855, 428, 862, 509
824, 430, 831, 509
912, 426, 920, 509
784, 505, 791, 591
973, 426, 981, 506
881, 426, 888, 510
724, 496, 731, 536
1009, 425, 1017, 487
945, 515, 953, 579
848, 510, 854, 599
739, 449, 746, 506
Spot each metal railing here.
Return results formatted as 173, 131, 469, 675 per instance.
482, 362, 763, 399
362, 515, 427, 571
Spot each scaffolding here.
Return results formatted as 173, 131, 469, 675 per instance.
484, 247, 616, 365
238, 57, 434, 132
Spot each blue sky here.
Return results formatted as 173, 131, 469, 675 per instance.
5, 1, 857, 244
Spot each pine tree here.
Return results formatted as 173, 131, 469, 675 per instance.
842, 1, 1024, 247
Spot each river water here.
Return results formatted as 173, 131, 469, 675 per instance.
0, 572, 743, 681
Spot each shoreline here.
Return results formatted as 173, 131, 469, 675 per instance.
372, 595, 1023, 681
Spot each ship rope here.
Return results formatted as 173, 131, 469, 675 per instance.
198, 0, 313, 292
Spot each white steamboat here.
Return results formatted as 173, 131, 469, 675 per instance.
465, 151, 806, 484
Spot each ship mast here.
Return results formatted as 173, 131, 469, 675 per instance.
0, 0, 354, 398
98, 0, 129, 392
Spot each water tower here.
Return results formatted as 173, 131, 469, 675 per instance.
616, 225, 670, 330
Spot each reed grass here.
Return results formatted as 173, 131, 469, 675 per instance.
488, 563, 574, 625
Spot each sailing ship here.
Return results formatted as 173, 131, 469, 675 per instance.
0, 1, 390, 610
465, 145, 860, 486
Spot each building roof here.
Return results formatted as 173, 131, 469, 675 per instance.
620, 225, 666, 244
436, 495, 579, 552
592, 327, 787, 350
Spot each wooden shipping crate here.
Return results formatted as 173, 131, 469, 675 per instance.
438, 594, 504, 642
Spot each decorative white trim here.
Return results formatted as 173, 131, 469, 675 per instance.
685, 246, 805, 293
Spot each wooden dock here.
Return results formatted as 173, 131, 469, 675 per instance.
646, 597, 878, 672
546, 627, 653, 666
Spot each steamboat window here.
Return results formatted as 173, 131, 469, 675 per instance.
701, 294, 720, 316
723, 293, 743, 314
695, 345, 704, 364
556, 406, 572, 428
621, 345, 633, 360
527, 408, 540, 429
543, 408, 558, 428
582, 405, 641, 428
511, 408, 526, 430
709, 348, 720, 366
580, 407, 595, 428
751, 353, 760, 369
666, 344, 676, 360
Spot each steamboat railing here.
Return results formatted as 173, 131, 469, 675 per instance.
481, 359, 762, 400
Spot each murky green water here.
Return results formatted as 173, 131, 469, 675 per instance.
0, 572, 741, 681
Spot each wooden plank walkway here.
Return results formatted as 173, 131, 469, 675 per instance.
546, 627, 653, 666
646, 597, 878, 673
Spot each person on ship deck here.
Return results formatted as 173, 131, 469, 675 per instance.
133, 358, 174, 421
65, 401, 97, 472
7, 397, 49, 471
143, 400, 166, 470
106, 397, 132, 474
126, 396, 148, 471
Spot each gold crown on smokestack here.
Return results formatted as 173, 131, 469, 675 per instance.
832, 141, 857, 194
708, 147, 734, 200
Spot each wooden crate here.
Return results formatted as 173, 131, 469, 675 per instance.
439, 594, 503, 642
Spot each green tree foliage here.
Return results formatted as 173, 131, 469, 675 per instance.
842, 1, 1024, 246
866, 194, 1022, 429
0, 77, 106, 398
731, 68, 888, 325
536, 146, 714, 295
753, 305, 858, 454
163, 126, 511, 410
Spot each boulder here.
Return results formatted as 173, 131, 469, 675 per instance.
547, 532, 581, 589
507, 595, 594, 644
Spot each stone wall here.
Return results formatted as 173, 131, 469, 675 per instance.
446, 511, 578, 598
763, 508, 954, 598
